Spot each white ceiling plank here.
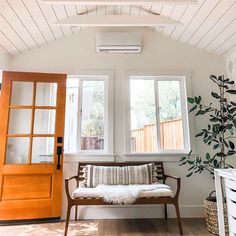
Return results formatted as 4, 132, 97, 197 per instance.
170, 0, 205, 40
36, 1, 64, 39
215, 33, 236, 55
96, 5, 106, 15
3, 0, 39, 48
1, 1, 35, 50
120, 5, 131, 15
7, 0, 46, 46
105, 5, 116, 14
156, 4, 175, 32
0, 31, 20, 54
206, 20, 236, 52
64, 4, 79, 33
22, 0, 56, 42
162, 5, 187, 37
129, 5, 140, 15
42, 0, 197, 6
188, 0, 236, 47
222, 44, 236, 57
197, 3, 236, 49
0, 15, 28, 52
179, 0, 220, 43
0, 45, 12, 56
54, 14, 180, 26
114, 5, 122, 14
52, 4, 73, 35
139, 4, 152, 15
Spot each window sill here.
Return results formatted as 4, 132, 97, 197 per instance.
63, 153, 116, 163
122, 152, 189, 162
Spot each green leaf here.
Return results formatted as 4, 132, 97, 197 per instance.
180, 156, 186, 161
211, 92, 220, 99
187, 97, 195, 104
179, 162, 186, 166
229, 141, 235, 150
195, 96, 201, 104
186, 172, 193, 177
226, 90, 236, 94
206, 153, 210, 160
187, 160, 194, 165
195, 131, 204, 137
189, 105, 197, 113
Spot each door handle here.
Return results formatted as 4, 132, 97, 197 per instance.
56, 146, 62, 170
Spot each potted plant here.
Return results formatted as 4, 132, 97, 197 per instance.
179, 75, 236, 234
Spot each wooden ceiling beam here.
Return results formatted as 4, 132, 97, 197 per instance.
54, 15, 180, 27
42, 0, 197, 5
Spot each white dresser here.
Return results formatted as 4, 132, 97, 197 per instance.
215, 169, 236, 236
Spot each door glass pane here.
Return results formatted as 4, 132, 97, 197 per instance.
34, 109, 56, 134
32, 137, 54, 163
35, 82, 57, 106
8, 109, 31, 134
80, 80, 105, 151
158, 80, 184, 150
130, 79, 157, 153
11, 81, 33, 106
6, 137, 29, 164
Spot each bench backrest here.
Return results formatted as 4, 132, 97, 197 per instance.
76, 162, 165, 185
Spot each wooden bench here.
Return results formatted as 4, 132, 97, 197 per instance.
64, 162, 182, 236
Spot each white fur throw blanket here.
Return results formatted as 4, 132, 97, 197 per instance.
96, 184, 167, 205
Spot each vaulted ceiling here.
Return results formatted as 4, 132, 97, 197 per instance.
0, 0, 236, 57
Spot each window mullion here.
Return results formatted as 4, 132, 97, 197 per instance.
154, 79, 161, 152
179, 78, 190, 152
77, 79, 83, 152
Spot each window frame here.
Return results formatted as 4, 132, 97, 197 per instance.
124, 71, 192, 156
65, 72, 114, 155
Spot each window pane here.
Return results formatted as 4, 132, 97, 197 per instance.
80, 81, 104, 151
11, 81, 33, 106
35, 82, 57, 106
6, 137, 29, 164
8, 109, 31, 134
130, 79, 157, 152
34, 109, 56, 134
32, 137, 54, 163
158, 80, 184, 150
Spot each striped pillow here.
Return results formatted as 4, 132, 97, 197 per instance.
80, 163, 155, 188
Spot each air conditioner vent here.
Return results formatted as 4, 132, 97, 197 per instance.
96, 32, 142, 54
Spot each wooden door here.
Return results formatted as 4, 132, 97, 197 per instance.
0, 71, 66, 220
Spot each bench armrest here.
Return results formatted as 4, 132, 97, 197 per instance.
65, 175, 78, 201
164, 174, 181, 200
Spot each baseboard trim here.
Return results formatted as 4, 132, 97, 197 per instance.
0, 217, 63, 226
62, 205, 205, 220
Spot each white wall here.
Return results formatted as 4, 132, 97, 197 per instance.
10, 28, 229, 219
0, 52, 11, 70
226, 51, 236, 103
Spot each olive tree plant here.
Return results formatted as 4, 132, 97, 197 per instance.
180, 75, 236, 177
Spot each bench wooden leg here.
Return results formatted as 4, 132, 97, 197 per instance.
75, 205, 78, 221
174, 203, 183, 235
164, 204, 168, 219
64, 204, 72, 236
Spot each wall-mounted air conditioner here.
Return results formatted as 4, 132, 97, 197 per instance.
96, 32, 142, 54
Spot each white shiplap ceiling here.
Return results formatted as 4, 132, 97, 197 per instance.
0, 0, 236, 57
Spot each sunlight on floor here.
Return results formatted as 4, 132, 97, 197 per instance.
0, 221, 99, 236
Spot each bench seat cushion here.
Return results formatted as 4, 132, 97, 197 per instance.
72, 184, 173, 199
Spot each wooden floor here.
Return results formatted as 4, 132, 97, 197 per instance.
0, 218, 212, 236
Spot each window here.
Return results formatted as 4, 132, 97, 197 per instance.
64, 75, 113, 154
128, 76, 190, 154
